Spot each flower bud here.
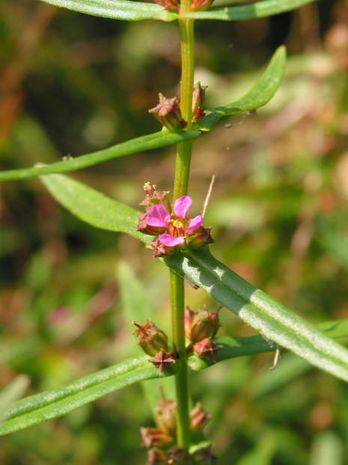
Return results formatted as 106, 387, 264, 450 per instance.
190, 0, 215, 12
141, 427, 173, 449
193, 338, 220, 361
147, 448, 167, 465
186, 226, 214, 249
188, 308, 220, 343
134, 321, 169, 356
155, 397, 177, 435
153, 0, 179, 11
190, 403, 211, 432
150, 350, 176, 374
149, 93, 186, 131
192, 82, 207, 122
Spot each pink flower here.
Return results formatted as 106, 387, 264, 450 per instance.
142, 196, 203, 251
137, 187, 213, 257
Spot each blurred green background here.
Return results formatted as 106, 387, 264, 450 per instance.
1, 0, 348, 463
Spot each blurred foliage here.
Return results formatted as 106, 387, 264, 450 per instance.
1, 0, 348, 464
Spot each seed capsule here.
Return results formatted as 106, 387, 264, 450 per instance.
149, 93, 186, 131
153, 0, 179, 11
190, 403, 211, 432
192, 82, 207, 122
186, 226, 214, 250
140, 427, 173, 449
155, 397, 177, 435
188, 308, 220, 344
150, 350, 176, 374
190, 0, 215, 12
133, 320, 169, 356
193, 338, 220, 361
147, 448, 167, 465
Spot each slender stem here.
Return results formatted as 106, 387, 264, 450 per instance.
173, 18, 195, 199
170, 271, 190, 446
170, 12, 195, 449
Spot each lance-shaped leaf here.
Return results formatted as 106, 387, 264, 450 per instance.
40, 0, 177, 22
0, 376, 30, 426
2, 318, 348, 436
41, 174, 348, 383
0, 129, 200, 182
0, 356, 163, 436
166, 249, 348, 383
0, 48, 284, 182
41, 174, 151, 243
198, 46, 286, 131
186, 0, 316, 21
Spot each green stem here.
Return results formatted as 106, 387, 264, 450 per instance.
173, 17, 195, 199
170, 14, 195, 449
170, 271, 190, 446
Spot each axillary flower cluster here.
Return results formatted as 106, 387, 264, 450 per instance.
134, 306, 221, 464
137, 183, 213, 257
140, 396, 214, 464
133, 306, 221, 373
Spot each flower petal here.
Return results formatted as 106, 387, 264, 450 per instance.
174, 196, 192, 219
146, 205, 170, 228
186, 215, 204, 234
159, 233, 185, 247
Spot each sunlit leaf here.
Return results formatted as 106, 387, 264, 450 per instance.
198, 46, 286, 131
40, 0, 177, 21
41, 174, 150, 244
0, 49, 284, 182
0, 130, 199, 182
186, 0, 316, 21
0, 356, 162, 436
0, 376, 30, 426
41, 174, 348, 383
166, 248, 348, 382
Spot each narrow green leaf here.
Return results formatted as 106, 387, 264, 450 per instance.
0, 376, 30, 425
0, 130, 199, 182
0, 48, 284, 182
0, 356, 163, 436
41, 174, 150, 244
198, 46, 286, 131
40, 0, 177, 22
186, 0, 316, 21
189, 321, 348, 371
41, 175, 348, 382
166, 249, 348, 383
